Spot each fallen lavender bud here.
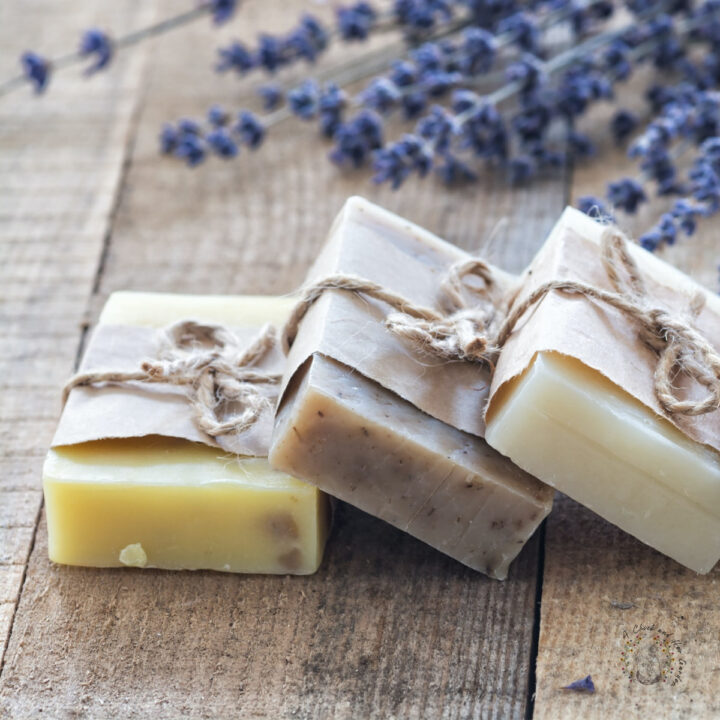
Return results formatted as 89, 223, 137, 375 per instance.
79, 29, 113, 75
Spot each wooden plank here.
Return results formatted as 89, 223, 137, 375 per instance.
0, 2, 569, 718
0, 0, 156, 673
532, 75, 720, 719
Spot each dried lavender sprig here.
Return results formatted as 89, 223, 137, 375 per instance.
370, 8, 660, 187
373, 1, 701, 187
356, 0, 612, 117
250, 11, 477, 111
0, 1, 233, 97
164, 11, 479, 165
215, 1, 476, 79
578, 7, 720, 248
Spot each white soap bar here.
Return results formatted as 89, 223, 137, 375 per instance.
486, 352, 720, 573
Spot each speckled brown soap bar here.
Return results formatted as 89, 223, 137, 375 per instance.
268, 197, 553, 579
270, 353, 552, 579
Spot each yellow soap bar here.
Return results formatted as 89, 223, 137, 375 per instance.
43, 293, 330, 575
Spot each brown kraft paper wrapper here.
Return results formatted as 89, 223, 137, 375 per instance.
280, 195, 519, 437
52, 323, 285, 456
487, 206, 720, 453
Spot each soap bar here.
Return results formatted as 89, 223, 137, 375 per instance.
271, 354, 553, 579
269, 197, 554, 580
43, 292, 330, 574
486, 352, 720, 573
485, 207, 720, 574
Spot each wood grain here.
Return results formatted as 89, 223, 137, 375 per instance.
0, 0, 155, 670
0, 1, 569, 717
532, 70, 720, 720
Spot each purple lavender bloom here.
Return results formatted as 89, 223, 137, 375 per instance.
692, 91, 720, 143
330, 110, 383, 168
288, 79, 320, 119
416, 105, 456, 152
603, 40, 633, 81
285, 14, 330, 63
390, 60, 427, 118
79, 29, 113, 75
319, 83, 347, 137
257, 84, 283, 111
206, 0, 238, 25
506, 54, 545, 94
422, 70, 462, 97
20, 51, 50, 93
206, 127, 239, 157
509, 155, 536, 184
159, 124, 179, 154
372, 134, 432, 188
498, 12, 540, 54
639, 214, 679, 251
235, 111, 265, 149
671, 198, 700, 235
299, 14, 330, 54
611, 109, 638, 144
435, 152, 477, 185
562, 675, 595, 693
394, 0, 453, 32
460, 27, 496, 75
256, 34, 286, 73
411, 42, 445, 72
511, 95, 552, 145
207, 104, 230, 127
557, 64, 612, 121
175, 133, 206, 166
607, 177, 647, 213
452, 93, 508, 160
567, 130, 595, 157
390, 60, 417, 87
337, 2, 377, 41
359, 77, 402, 114
178, 118, 202, 135
216, 41, 254, 74
577, 195, 615, 221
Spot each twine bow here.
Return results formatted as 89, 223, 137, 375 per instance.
63, 320, 281, 438
282, 257, 501, 365
494, 228, 720, 417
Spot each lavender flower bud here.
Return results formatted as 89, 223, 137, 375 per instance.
206, 128, 239, 157
79, 29, 113, 75
607, 177, 647, 213
235, 111, 265, 149
257, 84, 283, 111
216, 41, 254, 74
20, 51, 50, 93
175, 133, 206, 166
206, 0, 238, 25
207, 105, 230, 127
460, 27, 496, 75
337, 2, 377, 41
288, 79, 320, 119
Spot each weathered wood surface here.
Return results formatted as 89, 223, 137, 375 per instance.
0, 1, 718, 718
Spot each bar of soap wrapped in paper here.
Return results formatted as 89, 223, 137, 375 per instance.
269, 196, 554, 580
44, 292, 330, 575
485, 207, 720, 574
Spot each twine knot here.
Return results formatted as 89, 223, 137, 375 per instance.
283, 257, 501, 365
63, 320, 281, 439
495, 227, 720, 417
